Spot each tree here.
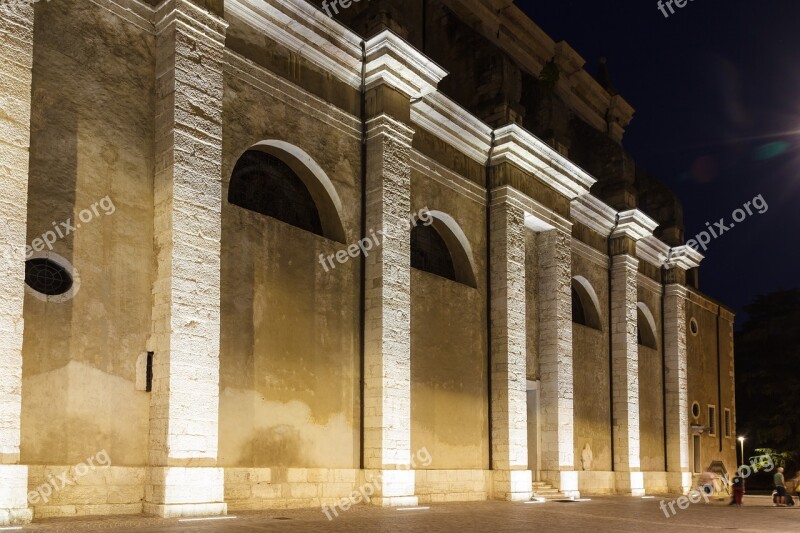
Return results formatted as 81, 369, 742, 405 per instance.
735, 289, 800, 473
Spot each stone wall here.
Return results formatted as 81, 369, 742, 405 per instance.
638, 285, 665, 473
571, 253, 612, 472
218, 48, 362, 469
27, 466, 144, 519
409, 162, 489, 470
410, 272, 488, 469
4, 0, 739, 520
21, 0, 154, 467
686, 296, 737, 476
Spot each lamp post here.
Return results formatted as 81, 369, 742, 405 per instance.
738, 436, 745, 467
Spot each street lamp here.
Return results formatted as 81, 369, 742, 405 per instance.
738, 436, 745, 467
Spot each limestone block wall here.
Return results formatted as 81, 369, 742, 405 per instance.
27, 466, 144, 519
410, 271, 488, 469
224, 468, 362, 511
571, 254, 611, 472
362, 112, 415, 477
218, 50, 362, 469
488, 199, 528, 471
524, 231, 540, 381
537, 229, 575, 474
609, 255, 640, 472
414, 470, 491, 503
718, 310, 737, 468
409, 169, 488, 470
149, 0, 229, 471
664, 284, 690, 491
22, 0, 155, 466
8, 0, 742, 515
0, 0, 33, 471
637, 285, 665, 473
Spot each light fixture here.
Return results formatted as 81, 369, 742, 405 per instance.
738, 436, 745, 467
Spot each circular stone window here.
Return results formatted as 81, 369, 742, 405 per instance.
691, 401, 701, 420
689, 317, 699, 336
25, 258, 73, 295
24, 252, 80, 302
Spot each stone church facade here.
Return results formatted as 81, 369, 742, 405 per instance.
0, 0, 736, 524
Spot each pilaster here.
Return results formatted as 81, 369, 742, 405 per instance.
610, 251, 642, 495
488, 192, 532, 501
537, 228, 579, 498
360, 29, 445, 507
0, 3, 34, 525
609, 210, 656, 496
146, 0, 228, 518
664, 283, 690, 494
663, 246, 703, 494
362, 113, 417, 506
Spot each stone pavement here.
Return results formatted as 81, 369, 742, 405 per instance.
6, 496, 799, 532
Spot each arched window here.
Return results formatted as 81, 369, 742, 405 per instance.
410, 211, 477, 288
227, 142, 347, 244
637, 302, 658, 349
229, 150, 324, 237
571, 276, 602, 330
411, 223, 456, 281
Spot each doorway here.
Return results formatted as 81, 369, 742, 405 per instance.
526, 380, 540, 481
693, 435, 701, 473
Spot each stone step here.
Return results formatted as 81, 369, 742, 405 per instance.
531, 482, 570, 501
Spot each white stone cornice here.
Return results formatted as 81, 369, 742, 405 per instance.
570, 194, 617, 236
491, 124, 596, 200
411, 92, 493, 163
226, 0, 363, 89
365, 114, 415, 145
664, 284, 690, 299
664, 245, 704, 271
364, 30, 448, 98
611, 209, 659, 242
637, 235, 671, 268
156, 0, 228, 39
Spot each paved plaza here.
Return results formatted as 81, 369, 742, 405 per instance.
6, 496, 798, 532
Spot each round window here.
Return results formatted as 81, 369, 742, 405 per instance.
25, 258, 73, 295
691, 401, 701, 419
689, 317, 699, 336
24, 252, 80, 303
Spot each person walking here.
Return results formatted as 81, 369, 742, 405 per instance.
774, 467, 787, 506
731, 473, 745, 507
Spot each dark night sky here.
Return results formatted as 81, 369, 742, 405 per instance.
516, 0, 800, 325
